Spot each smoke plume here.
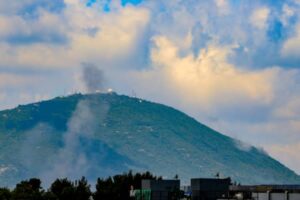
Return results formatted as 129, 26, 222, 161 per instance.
82, 63, 105, 93
40, 99, 109, 185
11, 64, 111, 187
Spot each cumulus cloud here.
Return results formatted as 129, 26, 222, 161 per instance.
0, 11, 67, 45
146, 36, 275, 110
281, 25, 300, 58
214, 0, 230, 15
250, 7, 270, 29
123, 46, 282, 136
280, 4, 295, 26
0, 0, 149, 69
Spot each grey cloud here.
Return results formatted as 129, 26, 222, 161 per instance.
0, 0, 65, 15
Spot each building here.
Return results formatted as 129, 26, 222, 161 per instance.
138, 177, 300, 200
141, 179, 180, 200
181, 185, 192, 197
191, 178, 231, 200
230, 185, 300, 200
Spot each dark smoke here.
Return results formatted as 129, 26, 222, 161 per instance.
82, 63, 105, 93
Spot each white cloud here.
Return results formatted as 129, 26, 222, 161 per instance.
280, 4, 295, 26
281, 25, 300, 58
294, 0, 300, 5
148, 36, 275, 109
214, 0, 230, 15
250, 7, 270, 29
0, 1, 149, 70
0, 10, 65, 40
68, 6, 150, 64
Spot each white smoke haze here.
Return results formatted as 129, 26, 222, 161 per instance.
19, 124, 57, 170
13, 71, 110, 186
40, 99, 109, 186
234, 139, 253, 152
9, 63, 111, 186
46, 100, 95, 178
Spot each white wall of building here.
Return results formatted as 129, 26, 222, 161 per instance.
289, 193, 300, 200
252, 192, 300, 200
257, 192, 269, 200
270, 193, 286, 200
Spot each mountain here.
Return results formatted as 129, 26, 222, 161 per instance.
0, 93, 299, 187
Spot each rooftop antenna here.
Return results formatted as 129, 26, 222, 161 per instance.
215, 172, 220, 179
131, 90, 137, 98
63, 88, 67, 97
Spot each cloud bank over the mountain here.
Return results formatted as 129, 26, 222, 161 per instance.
1, 0, 300, 173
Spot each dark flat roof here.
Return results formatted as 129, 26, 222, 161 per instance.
141, 179, 180, 191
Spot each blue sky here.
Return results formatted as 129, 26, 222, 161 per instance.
1, 0, 300, 174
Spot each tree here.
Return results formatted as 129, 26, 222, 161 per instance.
174, 174, 179, 180
93, 177, 114, 200
11, 178, 44, 200
0, 188, 11, 200
6, 171, 162, 200
170, 188, 184, 200
93, 171, 161, 200
74, 177, 91, 200
49, 178, 75, 200
49, 177, 92, 200
42, 191, 57, 200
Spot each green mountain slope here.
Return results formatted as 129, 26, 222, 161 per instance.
0, 93, 299, 186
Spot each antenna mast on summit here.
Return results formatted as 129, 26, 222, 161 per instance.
131, 90, 137, 98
